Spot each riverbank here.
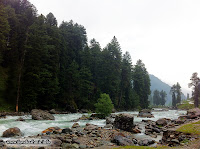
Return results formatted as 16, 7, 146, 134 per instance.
1, 108, 199, 148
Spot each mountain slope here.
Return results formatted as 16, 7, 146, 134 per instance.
149, 74, 186, 105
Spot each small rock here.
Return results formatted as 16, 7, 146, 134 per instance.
132, 128, 141, 133
72, 122, 80, 128
79, 144, 87, 149
62, 128, 72, 134
171, 139, 179, 144
49, 109, 57, 114
51, 139, 62, 147
15, 117, 25, 121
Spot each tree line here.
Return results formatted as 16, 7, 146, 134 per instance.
0, 0, 151, 112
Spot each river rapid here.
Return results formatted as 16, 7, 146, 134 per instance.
0, 109, 186, 140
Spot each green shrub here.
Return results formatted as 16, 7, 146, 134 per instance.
95, 93, 114, 118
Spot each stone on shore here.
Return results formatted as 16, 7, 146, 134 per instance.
114, 113, 134, 132
156, 118, 169, 126
31, 109, 55, 120
186, 108, 200, 119
2, 127, 22, 137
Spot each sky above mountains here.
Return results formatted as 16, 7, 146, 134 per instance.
30, 0, 200, 94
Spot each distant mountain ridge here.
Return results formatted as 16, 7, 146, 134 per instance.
149, 74, 186, 105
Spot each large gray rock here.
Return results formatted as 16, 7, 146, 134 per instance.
106, 117, 114, 125
2, 127, 22, 137
112, 135, 134, 146
137, 109, 154, 118
156, 118, 169, 126
31, 109, 55, 120
114, 113, 134, 132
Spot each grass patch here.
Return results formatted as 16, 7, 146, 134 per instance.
193, 120, 200, 124
176, 122, 200, 135
177, 100, 194, 110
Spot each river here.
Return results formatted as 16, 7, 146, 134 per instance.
0, 109, 186, 140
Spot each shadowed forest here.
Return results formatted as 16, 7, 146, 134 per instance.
0, 0, 151, 112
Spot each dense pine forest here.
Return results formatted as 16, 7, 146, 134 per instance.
0, 0, 151, 112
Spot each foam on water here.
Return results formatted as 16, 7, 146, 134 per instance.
0, 109, 186, 140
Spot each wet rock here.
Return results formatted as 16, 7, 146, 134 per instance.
2, 127, 22, 137
62, 128, 73, 134
42, 127, 61, 134
132, 128, 141, 133
137, 109, 154, 118
15, 117, 25, 121
0, 113, 6, 119
49, 109, 57, 114
31, 109, 55, 120
72, 122, 80, 128
106, 117, 114, 125
80, 109, 88, 113
72, 115, 89, 122
114, 113, 134, 132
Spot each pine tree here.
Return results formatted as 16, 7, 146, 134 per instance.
132, 60, 151, 109
176, 82, 181, 104
100, 36, 122, 107
170, 85, 177, 108
153, 90, 160, 105
160, 90, 167, 106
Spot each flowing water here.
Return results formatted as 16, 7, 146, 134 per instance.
0, 109, 187, 140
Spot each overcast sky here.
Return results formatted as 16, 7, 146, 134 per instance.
30, 0, 200, 95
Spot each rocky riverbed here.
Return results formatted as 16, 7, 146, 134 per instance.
0, 108, 199, 148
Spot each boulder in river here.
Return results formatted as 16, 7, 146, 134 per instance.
2, 127, 22, 137
15, 117, 25, 121
137, 109, 154, 118
106, 117, 114, 125
72, 123, 80, 128
114, 113, 134, 132
31, 109, 55, 120
0, 113, 6, 119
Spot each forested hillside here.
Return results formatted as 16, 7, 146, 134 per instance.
0, 0, 151, 112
